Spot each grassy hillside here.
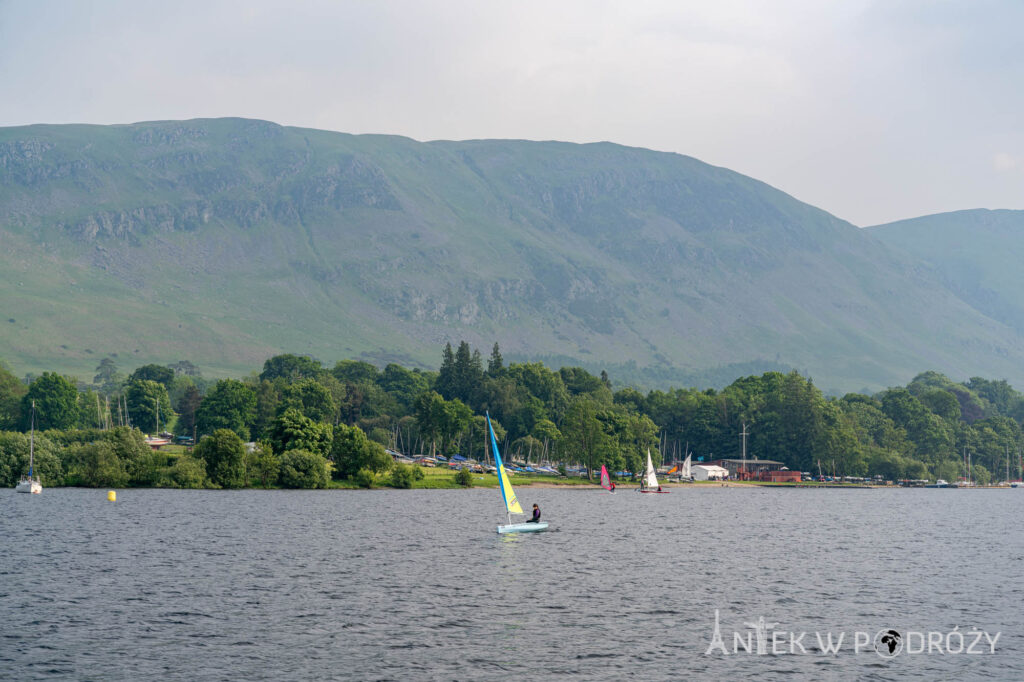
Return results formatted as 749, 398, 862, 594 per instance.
867, 209, 1024, 334
2, 118, 1023, 393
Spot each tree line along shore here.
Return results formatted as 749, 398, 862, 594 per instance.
2, 342, 1023, 490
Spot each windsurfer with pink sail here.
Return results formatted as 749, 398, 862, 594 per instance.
600, 464, 616, 493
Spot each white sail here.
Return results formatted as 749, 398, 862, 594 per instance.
645, 449, 659, 489
682, 454, 691, 479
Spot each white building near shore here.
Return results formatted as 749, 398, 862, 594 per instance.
692, 464, 729, 481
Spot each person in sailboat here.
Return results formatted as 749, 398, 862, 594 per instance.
526, 503, 541, 523
609, 480, 616, 493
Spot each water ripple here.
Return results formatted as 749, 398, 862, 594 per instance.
1, 487, 1021, 680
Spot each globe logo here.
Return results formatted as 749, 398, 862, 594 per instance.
874, 629, 903, 658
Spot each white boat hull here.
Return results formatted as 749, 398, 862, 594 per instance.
15, 478, 42, 494
497, 522, 549, 534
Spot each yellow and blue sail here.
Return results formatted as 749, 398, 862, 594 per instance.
487, 412, 523, 515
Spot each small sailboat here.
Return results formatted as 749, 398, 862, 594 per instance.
488, 413, 547, 534
15, 400, 42, 494
600, 464, 616, 493
681, 453, 691, 481
638, 448, 668, 493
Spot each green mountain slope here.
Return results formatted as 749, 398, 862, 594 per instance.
867, 209, 1024, 334
1, 118, 1022, 393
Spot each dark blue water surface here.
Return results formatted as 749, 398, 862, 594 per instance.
1, 486, 1022, 680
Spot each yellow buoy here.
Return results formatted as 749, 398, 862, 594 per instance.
107, 490, 116, 502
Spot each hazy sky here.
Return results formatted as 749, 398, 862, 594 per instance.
1, 0, 1021, 226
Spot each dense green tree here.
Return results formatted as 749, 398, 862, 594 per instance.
277, 378, 336, 424
125, 380, 174, 434
434, 341, 484, 405
0, 431, 62, 486
507, 362, 570, 425
92, 357, 124, 396
435, 343, 456, 398
560, 367, 606, 397
380, 363, 431, 412
389, 462, 425, 488
246, 442, 279, 487
128, 364, 175, 387
196, 379, 257, 439
457, 343, 484, 403
454, 467, 473, 487
260, 354, 323, 382
414, 391, 447, 455
965, 377, 1017, 416
278, 449, 330, 488
336, 381, 364, 426
168, 360, 201, 377
23, 372, 80, 431
414, 392, 472, 454
968, 416, 1021, 478
608, 410, 659, 473
613, 387, 646, 414
65, 441, 128, 487
269, 408, 333, 457
169, 454, 208, 488
251, 379, 280, 440
531, 418, 561, 462
331, 360, 380, 385
195, 429, 247, 488
76, 388, 108, 430
174, 384, 202, 437
487, 343, 504, 377
559, 397, 614, 480
970, 463, 992, 486
332, 423, 391, 479
106, 426, 154, 483
918, 388, 962, 423
880, 388, 955, 464
0, 363, 26, 430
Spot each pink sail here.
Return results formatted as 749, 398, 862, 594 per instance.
600, 464, 612, 490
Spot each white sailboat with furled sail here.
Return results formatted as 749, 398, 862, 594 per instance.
15, 400, 42, 494
638, 448, 668, 493
488, 412, 547, 533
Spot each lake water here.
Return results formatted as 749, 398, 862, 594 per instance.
1, 486, 1022, 680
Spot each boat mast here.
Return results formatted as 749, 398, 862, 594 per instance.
29, 400, 35, 477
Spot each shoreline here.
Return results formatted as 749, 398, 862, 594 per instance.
17, 481, 1018, 492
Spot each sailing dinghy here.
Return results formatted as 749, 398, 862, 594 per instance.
638, 448, 669, 493
488, 413, 548, 534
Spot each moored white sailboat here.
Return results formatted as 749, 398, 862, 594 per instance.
15, 400, 42, 494
488, 413, 547, 533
